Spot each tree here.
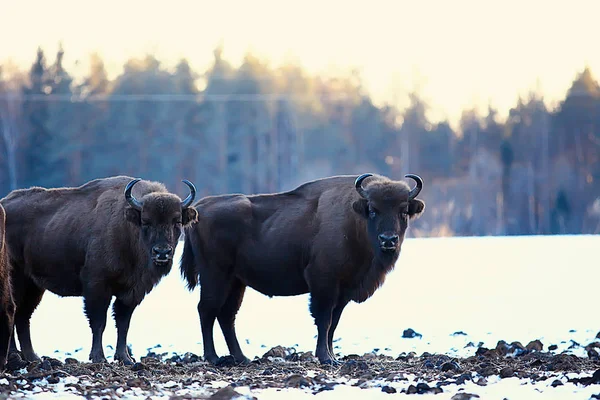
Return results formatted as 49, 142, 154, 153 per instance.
195, 46, 235, 195
99, 55, 176, 179
44, 44, 75, 186
500, 138, 514, 233
399, 93, 429, 177
554, 67, 600, 229
21, 47, 51, 187
0, 65, 24, 193
76, 53, 110, 183
224, 54, 274, 193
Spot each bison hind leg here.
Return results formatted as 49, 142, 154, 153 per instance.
216, 279, 249, 364
197, 267, 241, 365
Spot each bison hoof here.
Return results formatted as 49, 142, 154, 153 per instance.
22, 352, 41, 363
319, 358, 342, 366
116, 355, 135, 366
236, 356, 251, 366
215, 355, 238, 367
114, 349, 135, 365
6, 352, 28, 371
203, 353, 220, 365
89, 354, 108, 364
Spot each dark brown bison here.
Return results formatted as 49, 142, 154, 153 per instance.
1, 176, 198, 365
180, 173, 425, 365
0, 204, 15, 370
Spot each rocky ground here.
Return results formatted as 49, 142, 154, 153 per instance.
1, 339, 600, 399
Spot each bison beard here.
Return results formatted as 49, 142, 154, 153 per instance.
1, 176, 198, 365
181, 173, 425, 365
0, 205, 15, 370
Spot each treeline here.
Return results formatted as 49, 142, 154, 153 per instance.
0, 46, 599, 237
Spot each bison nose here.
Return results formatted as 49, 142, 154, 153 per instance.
378, 233, 399, 248
152, 245, 173, 258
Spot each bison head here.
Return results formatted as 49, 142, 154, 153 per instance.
352, 173, 425, 258
124, 179, 198, 265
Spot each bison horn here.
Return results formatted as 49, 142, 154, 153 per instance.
405, 174, 423, 200
355, 173, 373, 199
180, 180, 196, 209
124, 178, 143, 211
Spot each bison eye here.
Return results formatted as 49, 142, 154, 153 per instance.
141, 220, 151, 226
368, 207, 378, 219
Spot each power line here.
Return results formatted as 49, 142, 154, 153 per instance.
0, 93, 358, 102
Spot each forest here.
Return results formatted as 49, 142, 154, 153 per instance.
0, 45, 599, 237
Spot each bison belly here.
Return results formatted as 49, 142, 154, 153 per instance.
24, 253, 85, 297
235, 258, 309, 297
30, 268, 83, 297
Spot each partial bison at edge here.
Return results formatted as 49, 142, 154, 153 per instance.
1, 176, 198, 365
181, 173, 425, 365
0, 204, 15, 370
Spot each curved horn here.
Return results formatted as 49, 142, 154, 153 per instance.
180, 180, 196, 208
124, 178, 143, 211
405, 174, 423, 200
355, 173, 373, 199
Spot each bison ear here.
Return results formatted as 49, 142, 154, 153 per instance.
408, 199, 425, 219
182, 207, 198, 226
125, 207, 141, 226
352, 199, 369, 219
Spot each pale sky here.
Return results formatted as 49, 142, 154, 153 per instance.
2, 0, 599, 126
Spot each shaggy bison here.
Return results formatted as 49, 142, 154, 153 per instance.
181, 173, 425, 365
0, 204, 15, 370
1, 176, 198, 365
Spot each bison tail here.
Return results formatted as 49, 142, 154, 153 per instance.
180, 229, 200, 291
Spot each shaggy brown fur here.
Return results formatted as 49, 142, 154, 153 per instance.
1, 176, 198, 365
0, 204, 15, 370
181, 173, 425, 365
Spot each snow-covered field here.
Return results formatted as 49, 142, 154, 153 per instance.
19, 234, 600, 398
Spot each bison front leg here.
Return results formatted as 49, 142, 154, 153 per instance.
83, 293, 111, 364
112, 299, 136, 365
309, 293, 339, 365
327, 300, 349, 362
13, 281, 44, 362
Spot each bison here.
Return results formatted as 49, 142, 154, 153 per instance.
0, 204, 15, 370
1, 176, 198, 365
180, 173, 425, 365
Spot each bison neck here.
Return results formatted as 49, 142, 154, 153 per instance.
111, 236, 173, 305
347, 251, 399, 304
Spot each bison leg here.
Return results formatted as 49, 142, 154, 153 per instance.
13, 281, 44, 362
8, 333, 17, 353
327, 300, 349, 361
309, 293, 340, 365
197, 269, 233, 364
112, 299, 136, 365
198, 297, 219, 364
0, 299, 15, 370
217, 279, 249, 364
84, 293, 111, 364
